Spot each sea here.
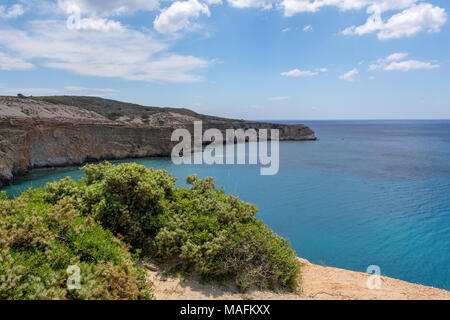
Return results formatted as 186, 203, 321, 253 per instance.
3, 120, 450, 290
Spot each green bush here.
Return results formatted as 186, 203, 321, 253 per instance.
106, 112, 124, 121
153, 174, 299, 291
0, 190, 152, 300
46, 163, 176, 252
1, 163, 300, 297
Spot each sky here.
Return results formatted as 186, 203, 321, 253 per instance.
0, 0, 449, 120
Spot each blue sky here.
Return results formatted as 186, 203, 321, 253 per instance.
0, 0, 449, 120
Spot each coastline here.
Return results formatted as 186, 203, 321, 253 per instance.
0, 96, 316, 188
147, 258, 450, 300
2, 96, 449, 300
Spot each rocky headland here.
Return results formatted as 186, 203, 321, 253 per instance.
0, 95, 316, 187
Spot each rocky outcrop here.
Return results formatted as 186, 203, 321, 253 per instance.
0, 96, 316, 187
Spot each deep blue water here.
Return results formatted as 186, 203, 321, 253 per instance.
3, 120, 450, 290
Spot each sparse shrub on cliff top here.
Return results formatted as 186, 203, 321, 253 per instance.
44, 163, 300, 292
44, 163, 176, 252
105, 112, 124, 121
0, 190, 153, 300
81, 162, 175, 252
153, 174, 300, 292
3, 163, 300, 297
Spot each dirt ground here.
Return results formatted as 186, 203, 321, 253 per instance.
145, 258, 450, 300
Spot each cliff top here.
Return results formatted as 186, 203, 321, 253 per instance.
0, 96, 111, 123
0, 95, 245, 127
37, 95, 235, 122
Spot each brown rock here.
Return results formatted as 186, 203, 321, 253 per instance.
0, 96, 316, 187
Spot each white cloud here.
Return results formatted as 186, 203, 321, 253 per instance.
205, 0, 223, 4
95, 88, 120, 93
0, 52, 34, 70
279, 0, 323, 15
65, 86, 86, 91
228, 0, 276, 9
65, 86, 120, 95
72, 17, 125, 32
0, 4, 24, 19
369, 53, 439, 71
57, 1, 126, 32
57, 0, 159, 16
282, 27, 291, 32
319, 67, 328, 72
384, 60, 439, 71
270, 1, 447, 40
1, 88, 60, 95
281, 68, 319, 77
339, 68, 359, 82
279, 0, 419, 17
386, 52, 408, 61
369, 52, 407, 70
342, 3, 447, 40
154, 0, 210, 34
227, 1, 447, 40
269, 96, 289, 101
124, 54, 212, 82
0, 20, 212, 83
303, 24, 312, 32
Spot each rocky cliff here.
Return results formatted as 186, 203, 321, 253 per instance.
0, 96, 316, 187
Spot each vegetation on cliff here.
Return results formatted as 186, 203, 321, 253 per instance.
37, 95, 236, 122
0, 190, 152, 300
0, 163, 300, 299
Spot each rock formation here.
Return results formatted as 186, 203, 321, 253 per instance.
0, 95, 316, 187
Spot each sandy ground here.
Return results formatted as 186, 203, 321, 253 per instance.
145, 258, 450, 300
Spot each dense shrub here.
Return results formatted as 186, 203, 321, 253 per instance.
153, 175, 299, 291
0, 190, 152, 300
1, 163, 300, 297
45, 163, 176, 252
106, 112, 124, 121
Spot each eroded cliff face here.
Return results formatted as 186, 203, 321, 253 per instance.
0, 96, 316, 187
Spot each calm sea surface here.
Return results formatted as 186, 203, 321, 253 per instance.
4, 120, 450, 290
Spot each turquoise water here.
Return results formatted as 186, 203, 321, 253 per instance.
3, 120, 450, 290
